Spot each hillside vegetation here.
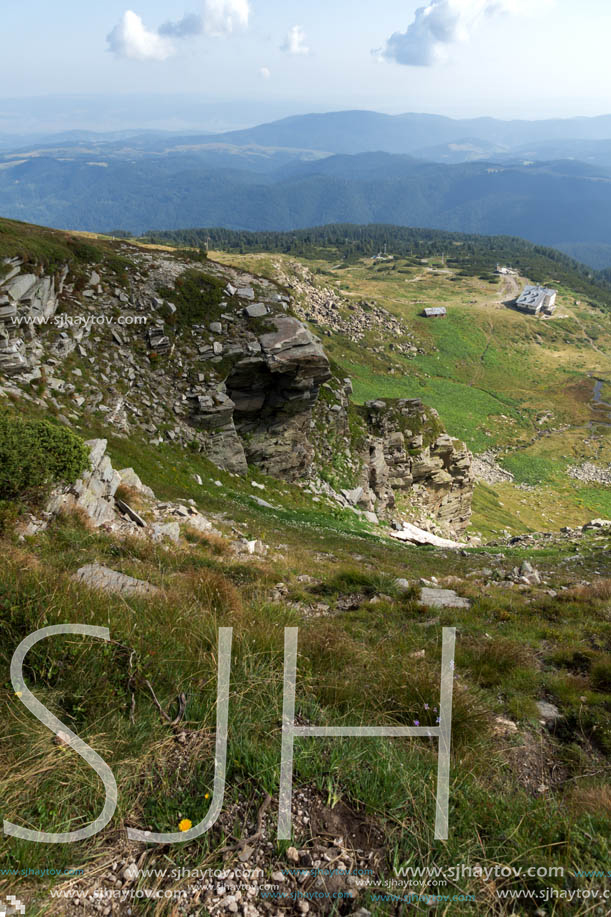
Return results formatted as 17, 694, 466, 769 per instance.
0, 219, 609, 915
144, 223, 611, 310
1, 138, 611, 267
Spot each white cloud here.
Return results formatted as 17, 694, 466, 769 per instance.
159, 13, 203, 38
203, 0, 250, 36
281, 25, 309, 56
108, 2, 250, 63
259, 66, 271, 79
377, 0, 553, 67
107, 10, 174, 62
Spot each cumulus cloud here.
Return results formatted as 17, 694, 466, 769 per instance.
107, 11, 175, 61
203, 0, 250, 36
259, 66, 271, 79
108, 2, 250, 61
281, 25, 309, 55
377, 0, 552, 67
158, 13, 203, 38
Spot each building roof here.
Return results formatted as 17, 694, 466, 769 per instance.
516, 285, 557, 310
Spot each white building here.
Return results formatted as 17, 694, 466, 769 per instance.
516, 286, 557, 315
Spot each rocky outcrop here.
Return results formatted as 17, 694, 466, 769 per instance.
43, 439, 217, 543
47, 438, 121, 526
472, 451, 515, 484
188, 314, 331, 478
390, 523, 467, 549
272, 259, 424, 358
0, 258, 67, 375
227, 316, 331, 478
354, 399, 474, 535
567, 462, 611, 486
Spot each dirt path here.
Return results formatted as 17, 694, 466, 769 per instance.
497, 273, 520, 304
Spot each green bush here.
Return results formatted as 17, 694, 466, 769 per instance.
159, 269, 226, 330
0, 413, 90, 502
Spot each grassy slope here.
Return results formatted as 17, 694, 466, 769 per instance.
0, 225, 609, 913
0, 428, 610, 915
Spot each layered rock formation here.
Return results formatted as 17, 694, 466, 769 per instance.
313, 396, 474, 535
359, 399, 474, 534
190, 313, 330, 478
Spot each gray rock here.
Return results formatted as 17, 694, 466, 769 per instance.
341, 487, 363, 506
148, 324, 171, 354
420, 587, 471, 609
118, 468, 156, 500
152, 522, 180, 543
209, 321, 223, 334
184, 513, 216, 535
0, 337, 28, 375
74, 564, 159, 597
115, 499, 147, 528
46, 439, 121, 528
584, 518, 611, 530
252, 496, 275, 509
244, 302, 269, 318
536, 701, 562, 725
122, 863, 139, 883
0, 302, 17, 323
394, 578, 411, 593
5, 273, 38, 302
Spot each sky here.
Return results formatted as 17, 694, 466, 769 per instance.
1, 0, 611, 132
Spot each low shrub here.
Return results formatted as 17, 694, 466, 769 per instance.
0, 412, 89, 502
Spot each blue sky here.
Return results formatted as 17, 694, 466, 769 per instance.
2, 0, 610, 127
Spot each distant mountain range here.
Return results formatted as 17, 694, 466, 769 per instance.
211, 110, 611, 156
1, 109, 611, 267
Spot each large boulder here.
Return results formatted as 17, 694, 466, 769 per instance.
74, 564, 160, 597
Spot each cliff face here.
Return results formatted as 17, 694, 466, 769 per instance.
309, 388, 474, 536
0, 241, 473, 535
358, 399, 473, 534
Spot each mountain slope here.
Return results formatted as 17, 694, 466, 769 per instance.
3, 152, 611, 261
0, 219, 609, 914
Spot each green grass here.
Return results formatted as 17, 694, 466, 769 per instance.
575, 485, 611, 518
0, 217, 131, 281
1, 501, 609, 914
500, 453, 566, 486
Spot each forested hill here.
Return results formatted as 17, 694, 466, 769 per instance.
141, 223, 611, 311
